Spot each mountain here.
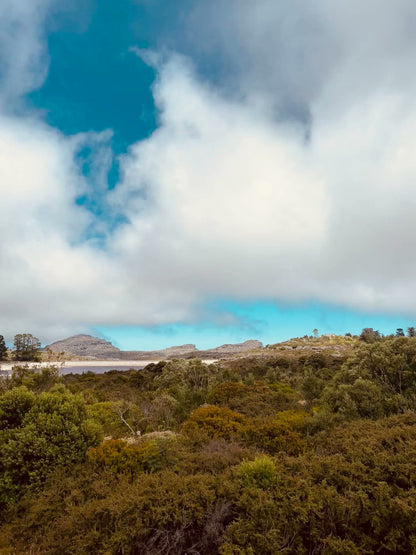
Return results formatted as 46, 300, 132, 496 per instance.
45, 336, 263, 360
46, 334, 121, 359
121, 344, 198, 360
209, 340, 263, 354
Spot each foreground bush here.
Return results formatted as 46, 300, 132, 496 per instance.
0, 385, 101, 508
4, 339, 416, 553
207, 381, 299, 417
235, 455, 277, 489
243, 415, 306, 455
6, 413, 416, 554
5, 469, 235, 554
87, 436, 176, 477
182, 405, 247, 441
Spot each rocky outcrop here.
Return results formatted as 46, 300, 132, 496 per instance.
210, 340, 263, 354
160, 344, 198, 356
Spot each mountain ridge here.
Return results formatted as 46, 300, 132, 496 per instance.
46, 335, 263, 360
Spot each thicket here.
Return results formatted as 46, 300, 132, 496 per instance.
2, 337, 416, 553
0, 333, 42, 362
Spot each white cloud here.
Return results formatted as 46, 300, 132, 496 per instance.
110, 46, 416, 318
2, 0, 416, 342
0, 2, 123, 340
0, 0, 55, 107
111, 57, 327, 299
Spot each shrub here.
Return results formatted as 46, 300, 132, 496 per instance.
87, 401, 129, 438
9, 366, 61, 393
207, 382, 248, 405
207, 381, 299, 418
0, 386, 35, 429
182, 405, 247, 441
87, 436, 174, 477
6, 469, 233, 555
0, 385, 101, 507
235, 455, 277, 489
243, 415, 306, 455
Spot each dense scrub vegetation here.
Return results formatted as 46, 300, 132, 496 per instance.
2, 336, 416, 553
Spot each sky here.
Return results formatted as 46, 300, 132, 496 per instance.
1, 0, 416, 349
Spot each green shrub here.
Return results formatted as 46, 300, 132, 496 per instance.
0, 385, 101, 507
235, 455, 277, 489
87, 436, 174, 477
207, 381, 299, 417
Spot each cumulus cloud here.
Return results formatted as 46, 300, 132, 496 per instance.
2, 0, 416, 341
0, 1, 121, 339
111, 56, 327, 295
177, 0, 416, 119
111, 53, 416, 318
0, 114, 116, 337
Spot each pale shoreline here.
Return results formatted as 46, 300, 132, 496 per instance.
0, 359, 218, 372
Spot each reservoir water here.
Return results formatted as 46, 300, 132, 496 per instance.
0, 360, 156, 377
60, 364, 147, 375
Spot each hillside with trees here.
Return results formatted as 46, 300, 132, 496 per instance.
2, 332, 416, 553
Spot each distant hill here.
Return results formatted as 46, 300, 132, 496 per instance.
121, 344, 198, 360
45, 335, 263, 360
192, 340, 263, 359
210, 340, 263, 354
46, 334, 121, 359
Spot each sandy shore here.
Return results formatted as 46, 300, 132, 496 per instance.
63, 359, 218, 367
0, 360, 160, 371
61, 360, 162, 368
0, 359, 218, 372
